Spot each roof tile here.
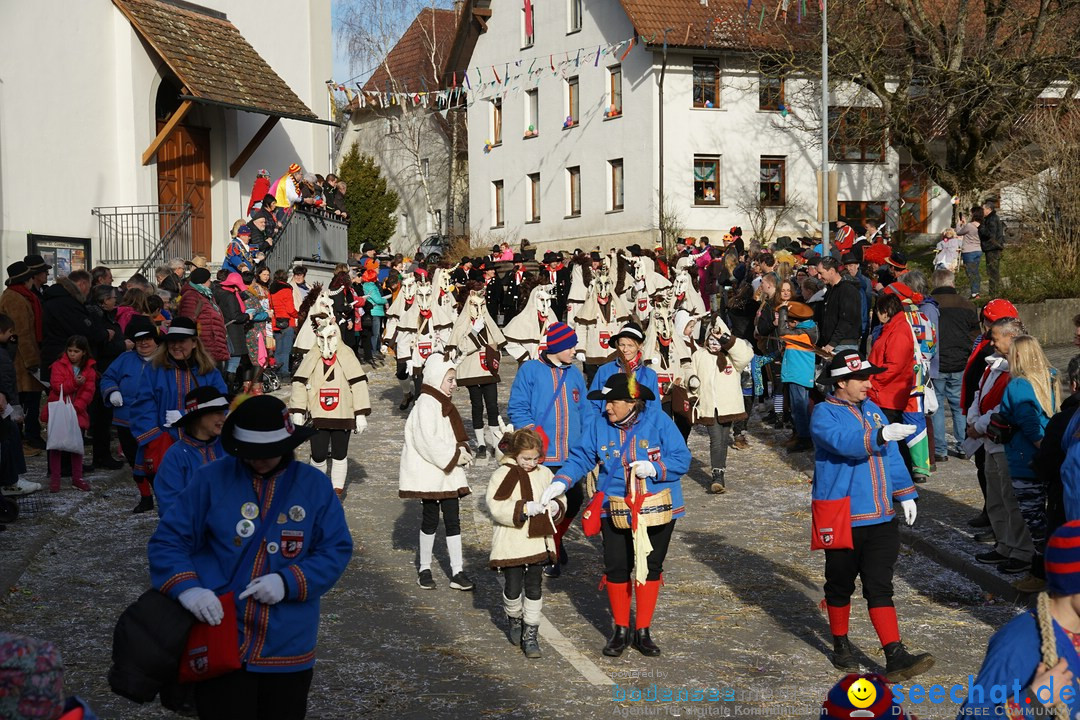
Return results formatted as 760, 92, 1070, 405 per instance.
363, 8, 459, 93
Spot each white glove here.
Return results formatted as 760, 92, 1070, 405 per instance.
354, 415, 368, 434
238, 574, 286, 605
457, 450, 473, 466
164, 409, 183, 427
575, 349, 586, 363
900, 499, 917, 526
631, 461, 657, 479
9, 405, 24, 422
498, 417, 514, 435
108, 391, 123, 407
524, 500, 546, 517
545, 500, 561, 515
178, 587, 224, 625
540, 480, 567, 507
291, 412, 306, 427
881, 423, 917, 442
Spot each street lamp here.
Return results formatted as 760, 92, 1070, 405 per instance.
820, 0, 831, 256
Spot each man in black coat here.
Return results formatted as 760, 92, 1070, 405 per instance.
541, 251, 571, 321
477, 262, 503, 322
817, 257, 863, 353
500, 254, 531, 320
39, 274, 109, 379
978, 201, 1005, 295
1036, 355, 1080, 540
929, 269, 980, 461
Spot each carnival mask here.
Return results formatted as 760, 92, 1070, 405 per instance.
315, 318, 340, 359
439, 269, 454, 297
416, 282, 433, 312
595, 273, 613, 305
535, 286, 552, 318
400, 274, 417, 302
467, 290, 485, 321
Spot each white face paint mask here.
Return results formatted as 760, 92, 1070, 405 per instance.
467, 291, 485, 321
673, 271, 691, 299
401, 275, 417, 302
535, 288, 552, 317
654, 305, 673, 340
416, 283, 433, 312
316, 319, 340, 359
595, 274, 613, 305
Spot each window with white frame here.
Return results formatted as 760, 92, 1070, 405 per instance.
490, 99, 503, 145
398, 212, 407, 236
568, 0, 583, 33
693, 155, 720, 205
607, 65, 622, 117
434, 210, 443, 233
522, 0, 534, 48
567, 166, 581, 217
566, 76, 579, 127
493, 180, 505, 228
528, 173, 541, 222
609, 159, 624, 211
525, 89, 539, 137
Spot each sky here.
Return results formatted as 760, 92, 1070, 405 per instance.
331, 0, 353, 86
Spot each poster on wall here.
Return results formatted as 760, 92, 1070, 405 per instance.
26, 234, 91, 282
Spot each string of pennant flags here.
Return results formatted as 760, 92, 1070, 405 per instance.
325, 0, 823, 111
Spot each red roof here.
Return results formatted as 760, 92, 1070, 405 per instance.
362, 8, 459, 94
619, 0, 809, 51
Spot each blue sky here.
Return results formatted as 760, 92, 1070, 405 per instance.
331, 0, 353, 85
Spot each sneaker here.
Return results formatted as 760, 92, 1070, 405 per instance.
1, 478, 42, 496
970, 293, 980, 299
1013, 574, 1047, 593
976, 550, 1009, 565
998, 558, 1031, 574
912, 474, 928, 484
417, 569, 437, 589
449, 571, 475, 591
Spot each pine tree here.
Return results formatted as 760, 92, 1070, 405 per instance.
338, 143, 398, 252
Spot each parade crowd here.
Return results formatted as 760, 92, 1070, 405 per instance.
3, 170, 1080, 719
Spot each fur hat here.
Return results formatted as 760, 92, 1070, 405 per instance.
421, 353, 458, 389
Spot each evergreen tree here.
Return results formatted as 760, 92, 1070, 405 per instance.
338, 143, 398, 252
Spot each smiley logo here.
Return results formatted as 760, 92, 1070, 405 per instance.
847, 678, 877, 709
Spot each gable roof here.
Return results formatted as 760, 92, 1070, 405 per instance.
619, 0, 814, 52
112, 0, 329, 124
363, 8, 459, 94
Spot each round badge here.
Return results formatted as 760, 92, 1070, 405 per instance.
266, 542, 280, 555
241, 502, 259, 520
277, 513, 288, 525
288, 505, 306, 522
236, 519, 255, 538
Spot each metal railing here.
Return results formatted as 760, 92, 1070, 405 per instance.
92, 204, 192, 270
264, 209, 349, 272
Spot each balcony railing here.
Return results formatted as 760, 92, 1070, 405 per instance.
92, 204, 192, 271
264, 209, 349, 271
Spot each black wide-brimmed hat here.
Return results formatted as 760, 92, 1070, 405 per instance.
23, 254, 52, 273
609, 321, 646, 346
543, 251, 560, 265
169, 386, 229, 429
124, 315, 160, 343
4, 261, 33, 286
818, 351, 885, 385
221, 395, 316, 459
586, 372, 656, 402
163, 317, 198, 343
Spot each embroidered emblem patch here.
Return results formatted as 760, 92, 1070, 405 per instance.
281, 530, 304, 559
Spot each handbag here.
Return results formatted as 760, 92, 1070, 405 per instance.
986, 412, 1016, 445
810, 496, 854, 550
46, 387, 84, 454
580, 491, 605, 537
178, 465, 296, 683
275, 318, 290, 331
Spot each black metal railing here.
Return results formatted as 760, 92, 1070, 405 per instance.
264, 209, 349, 272
92, 204, 192, 270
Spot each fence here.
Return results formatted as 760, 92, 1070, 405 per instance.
92, 205, 192, 268
264, 210, 349, 272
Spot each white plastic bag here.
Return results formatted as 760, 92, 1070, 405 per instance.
46, 388, 83, 454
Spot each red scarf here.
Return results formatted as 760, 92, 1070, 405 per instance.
10, 284, 42, 342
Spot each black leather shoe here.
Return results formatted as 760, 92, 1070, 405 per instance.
632, 628, 661, 657
972, 530, 995, 544
132, 495, 154, 514
542, 563, 561, 578
603, 626, 631, 657
831, 635, 861, 672
967, 512, 990, 528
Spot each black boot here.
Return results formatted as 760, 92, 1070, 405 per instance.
398, 393, 413, 412
132, 495, 154, 514
476, 445, 488, 460
507, 615, 523, 646
603, 625, 631, 657
520, 624, 542, 659
710, 468, 726, 494
831, 635, 860, 672
884, 641, 935, 682
632, 628, 661, 657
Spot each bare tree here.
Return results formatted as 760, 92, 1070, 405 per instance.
659, 193, 685, 254
734, 186, 806, 246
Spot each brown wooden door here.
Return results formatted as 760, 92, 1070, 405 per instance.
157, 122, 212, 259
898, 165, 928, 234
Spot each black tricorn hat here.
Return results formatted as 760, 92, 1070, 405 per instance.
221, 395, 316, 459
586, 371, 656, 402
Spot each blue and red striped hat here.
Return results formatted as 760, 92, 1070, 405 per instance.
545, 322, 577, 354
1046, 521, 1080, 595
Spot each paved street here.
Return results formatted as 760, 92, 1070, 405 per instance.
3, 347, 1077, 718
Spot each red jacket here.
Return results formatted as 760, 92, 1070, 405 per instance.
41, 355, 97, 430
270, 281, 299, 328
177, 285, 229, 362
868, 313, 915, 411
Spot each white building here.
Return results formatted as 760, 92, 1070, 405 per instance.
460, 0, 952, 253
0, 0, 334, 279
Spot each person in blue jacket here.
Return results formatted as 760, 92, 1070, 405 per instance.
129, 318, 228, 494
507, 322, 587, 579
100, 315, 159, 513
542, 373, 691, 658
149, 394, 352, 720
958, 520, 1080, 719
154, 385, 228, 520
811, 350, 933, 682
587, 321, 661, 421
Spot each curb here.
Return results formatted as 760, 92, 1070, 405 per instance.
0, 466, 132, 597
900, 525, 1030, 606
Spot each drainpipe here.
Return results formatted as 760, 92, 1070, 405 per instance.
658, 29, 673, 251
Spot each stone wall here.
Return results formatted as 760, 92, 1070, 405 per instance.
1015, 298, 1080, 346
